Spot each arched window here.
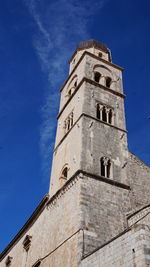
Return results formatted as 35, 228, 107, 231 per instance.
100, 157, 112, 178
107, 159, 111, 178
96, 104, 100, 120
68, 89, 72, 97
98, 52, 103, 58
64, 112, 74, 134
102, 106, 107, 122
96, 104, 113, 125
5, 256, 13, 267
74, 81, 77, 87
94, 72, 101, 83
67, 75, 78, 98
106, 77, 112, 88
101, 158, 105, 177
108, 109, 113, 124
60, 166, 69, 186
62, 167, 68, 180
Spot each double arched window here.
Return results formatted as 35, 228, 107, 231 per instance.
93, 65, 113, 89
100, 157, 112, 178
64, 112, 74, 133
97, 104, 113, 125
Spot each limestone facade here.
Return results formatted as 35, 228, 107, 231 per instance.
0, 40, 149, 267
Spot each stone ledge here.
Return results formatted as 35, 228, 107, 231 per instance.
58, 77, 125, 119
54, 112, 127, 153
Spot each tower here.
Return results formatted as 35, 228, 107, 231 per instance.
0, 40, 150, 267
50, 39, 128, 196
48, 39, 131, 259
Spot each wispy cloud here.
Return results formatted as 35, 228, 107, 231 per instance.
24, 0, 108, 181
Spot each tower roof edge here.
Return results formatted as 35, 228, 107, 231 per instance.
69, 39, 111, 63
77, 39, 109, 53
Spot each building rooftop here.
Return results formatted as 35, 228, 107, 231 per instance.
77, 39, 109, 53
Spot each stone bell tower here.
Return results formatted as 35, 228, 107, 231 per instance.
0, 40, 150, 267
49, 40, 128, 197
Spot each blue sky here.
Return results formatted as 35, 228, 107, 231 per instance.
0, 0, 150, 252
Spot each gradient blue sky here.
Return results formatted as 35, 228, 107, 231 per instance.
0, 0, 150, 252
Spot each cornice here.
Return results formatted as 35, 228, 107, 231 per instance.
54, 113, 127, 153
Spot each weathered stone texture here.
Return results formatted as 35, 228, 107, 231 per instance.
1, 40, 150, 267
79, 175, 131, 255
127, 152, 150, 209
0, 178, 81, 267
80, 224, 150, 267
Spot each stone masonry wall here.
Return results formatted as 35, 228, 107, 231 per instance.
79, 174, 131, 255
81, 115, 128, 184
80, 224, 150, 267
127, 152, 150, 210
0, 176, 81, 267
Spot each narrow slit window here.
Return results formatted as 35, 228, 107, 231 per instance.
74, 81, 77, 87
67, 118, 70, 131
68, 89, 72, 97
70, 112, 74, 127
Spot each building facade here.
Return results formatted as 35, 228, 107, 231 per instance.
0, 40, 150, 267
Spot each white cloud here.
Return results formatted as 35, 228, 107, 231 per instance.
25, 0, 108, 181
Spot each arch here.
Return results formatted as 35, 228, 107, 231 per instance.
66, 75, 78, 97
107, 159, 111, 178
94, 72, 101, 83
93, 64, 112, 73
100, 157, 112, 178
108, 109, 113, 124
102, 106, 107, 122
64, 112, 74, 134
62, 167, 68, 179
105, 77, 112, 88
98, 52, 103, 58
100, 157, 105, 177
96, 104, 100, 119
60, 164, 69, 186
